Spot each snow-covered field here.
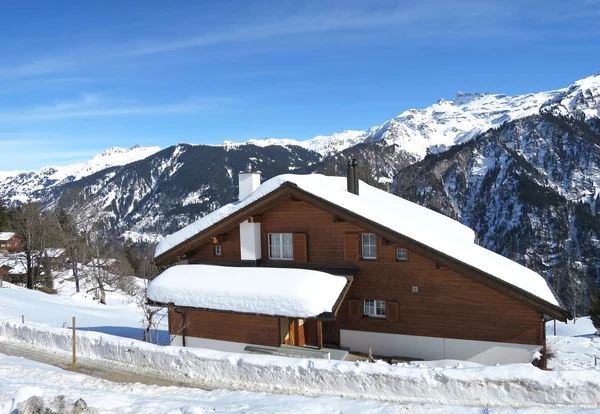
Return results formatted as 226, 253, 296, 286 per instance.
0, 282, 599, 411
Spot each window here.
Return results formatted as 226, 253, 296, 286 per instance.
364, 300, 386, 318
214, 245, 222, 256
361, 233, 377, 259
268, 233, 293, 260
396, 248, 408, 261
0, 244, 5, 248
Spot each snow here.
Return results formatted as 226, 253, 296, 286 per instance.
156, 174, 561, 308
0, 283, 599, 409
43, 248, 65, 258
147, 264, 348, 318
0, 355, 478, 413
546, 317, 600, 371
0, 145, 161, 204
0, 233, 15, 242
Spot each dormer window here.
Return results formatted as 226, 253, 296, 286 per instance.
268, 233, 293, 260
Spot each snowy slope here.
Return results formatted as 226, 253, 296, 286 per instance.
222, 130, 365, 156
0, 145, 161, 204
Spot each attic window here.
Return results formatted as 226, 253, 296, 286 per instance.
214, 245, 222, 256
268, 233, 293, 260
396, 248, 408, 261
361, 234, 377, 260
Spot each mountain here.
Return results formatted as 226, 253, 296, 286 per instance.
0, 145, 161, 204
394, 113, 600, 313
44, 143, 321, 242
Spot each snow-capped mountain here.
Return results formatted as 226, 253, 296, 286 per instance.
359, 72, 600, 159
238, 72, 600, 160
0, 145, 161, 203
222, 130, 365, 156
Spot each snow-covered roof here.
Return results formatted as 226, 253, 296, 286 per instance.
147, 264, 348, 318
0, 232, 15, 242
43, 248, 65, 258
155, 174, 561, 309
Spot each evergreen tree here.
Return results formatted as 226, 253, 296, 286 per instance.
0, 200, 9, 231
590, 289, 600, 331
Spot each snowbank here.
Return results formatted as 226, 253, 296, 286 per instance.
147, 264, 347, 317
1, 319, 599, 408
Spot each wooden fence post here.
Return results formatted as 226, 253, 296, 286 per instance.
72, 317, 76, 372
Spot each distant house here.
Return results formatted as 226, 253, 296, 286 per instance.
86, 258, 118, 273
0, 233, 22, 253
42, 248, 67, 270
149, 165, 569, 365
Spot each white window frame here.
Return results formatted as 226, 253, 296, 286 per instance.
396, 248, 408, 261
268, 233, 293, 260
363, 299, 386, 318
361, 233, 377, 260
214, 245, 222, 256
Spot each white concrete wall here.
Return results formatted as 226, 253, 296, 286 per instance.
239, 222, 261, 261
238, 172, 261, 200
171, 335, 250, 353
340, 329, 540, 365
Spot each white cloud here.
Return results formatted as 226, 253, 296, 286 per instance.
0, 95, 228, 122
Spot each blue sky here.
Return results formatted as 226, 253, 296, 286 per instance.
1, 0, 599, 170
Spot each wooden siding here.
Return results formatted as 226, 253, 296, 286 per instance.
188, 227, 241, 262
169, 308, 280, 347
172, 199, 544, 347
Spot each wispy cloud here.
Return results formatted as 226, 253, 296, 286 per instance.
0, 1, 528, 80
0, 94, 230, 122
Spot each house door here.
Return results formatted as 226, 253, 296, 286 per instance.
322, 321, 338, 347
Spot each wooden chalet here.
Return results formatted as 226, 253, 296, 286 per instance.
150, 163, 570, 365
0, 232, 22, 253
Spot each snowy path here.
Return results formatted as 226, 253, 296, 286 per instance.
0, 341, 185, 387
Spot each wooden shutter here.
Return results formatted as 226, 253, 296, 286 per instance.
293, 233, 308, 264
344, 233, 360, 261
349, 299, 362, 318
386, 301, 399, 322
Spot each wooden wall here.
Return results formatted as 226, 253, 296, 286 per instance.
185, 199, 544, 346
169, 308, 280, 347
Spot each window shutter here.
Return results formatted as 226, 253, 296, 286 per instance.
293, 233, 308, 264
386, 301, 399, 322
344, 233, 360, 261
349, 299, 361, 318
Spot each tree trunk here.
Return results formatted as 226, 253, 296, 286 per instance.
26, 251, 34, 289
73, 262, 80, 293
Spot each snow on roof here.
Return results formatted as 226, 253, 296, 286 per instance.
44, 248, 65, 258
155, 174, 560, 308
147, 264, 348, 318
0, 232, 15, 241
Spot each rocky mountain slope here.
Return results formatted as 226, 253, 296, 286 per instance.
0, 145, 161, 204
44, 143, 320, 242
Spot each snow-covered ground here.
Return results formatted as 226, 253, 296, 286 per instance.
0, 276, 169, 345
546, 317, 600, 371
0, 283, 599, 410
